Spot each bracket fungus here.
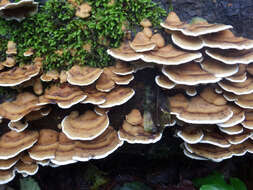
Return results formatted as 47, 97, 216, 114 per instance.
61, 110, 109, 140
0, 0, 38, 22
119, 109, 162, 144
0, 130, 38, 159
0, 92, 40, 121
38, 83, 87, 109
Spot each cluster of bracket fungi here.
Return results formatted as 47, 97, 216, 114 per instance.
108, 12, 253, 162
1, 0, 253, 185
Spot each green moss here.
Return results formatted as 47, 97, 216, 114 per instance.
0, 0, 167, 71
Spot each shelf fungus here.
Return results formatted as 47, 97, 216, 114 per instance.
73, 126, 123, 161
38, 83, 87, 109
50, 132, 76, 166
0, 92, 41, 122
66, 65, 103, 86
61, 110, 109, 140
28, 129, 59, 161
98, 87, 135, 108
155, 75, 176, 90
217, 105, 245, 128
0, 62, 41, 87
0, 130, 38, 159
8, 120, 29, 132
119, 109, 162, 144
202, 29, 253, 50
170, 88, 233, 124
95, 67, 134, 92
162, 62, 221, 85
0, 0, 38, 22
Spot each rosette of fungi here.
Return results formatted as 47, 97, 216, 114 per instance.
118, 109, 163, 144
0, 0, 38, 22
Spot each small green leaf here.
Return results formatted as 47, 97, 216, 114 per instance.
113, 182, 152, 190
230, 178, 247, 190
20, 177, 40, 190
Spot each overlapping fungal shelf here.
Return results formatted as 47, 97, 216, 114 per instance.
0, 40, 137, 184
108, 12, 253, 162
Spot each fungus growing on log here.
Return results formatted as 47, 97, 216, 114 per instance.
0, 0, 38, 22
61, 110, 109, 140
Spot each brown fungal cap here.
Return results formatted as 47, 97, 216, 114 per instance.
112, 61, 134, 75
23, 48, 33, 57
202, 29, 253, 50
185, 143, 232, 162
0, 62, 41, 86
169, 93, 189, 115
150, 33, 165, 48
160, 11, 186, 31
235, 93, 253, 109
0, 92, 40, 121
2, 56, 16, 68
98, 87, 135, 108
0, 154, 20, 170
28, 129, 59, 161
62, 110, 109, 140
217, 105, 245, 128
142, 45, 202, 65
0, 169, 15, 185
200, 87, 227, 106
51, 132, 76, 165
6, 41, 16, 55
15, 160, 38, 176
107, 41, 143, 61
67, 65, 103, 86
38, 83, 87, 109
182, 17, 233, 37
226, 64, 247, 83
242, 111, 253, 129
40, 70, 59, 82
95, 68, 116, 92
73, 126, 123, 161
82, 85, 106, 105
177, 125, 203, 144
219, 125, 243, 135
75, 2, 92, 19
161, 12, 232, 37
119, 120, 162, 144
218, 76, 253, 95
171, 32, 204, 50
200, 131, 230, 148
224, 130, 252, 145
0, 130, 38, 159
155, 75, 176, 89
129, 32, 156, 52
140, 19, 152, 28
175, 94, 232, 124
126, 109, 143, 126
8, 120, 28, 132
200, 58, 238, 78
0, 0, 38, 22
162, 62, 221, 85
206, 48, 253, 65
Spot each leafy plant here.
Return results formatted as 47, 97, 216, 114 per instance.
20, 177, 40, 190
193, 172, 247, 190
113, 181, 152, 190
85, 164, 109, 190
